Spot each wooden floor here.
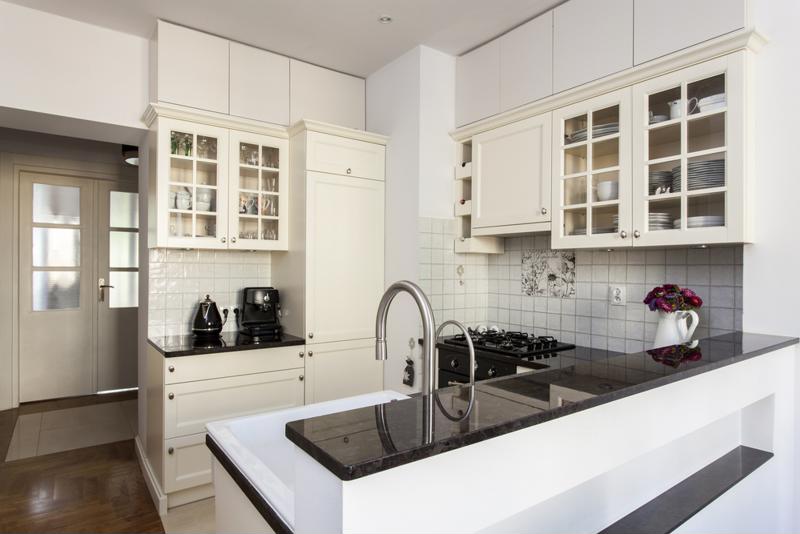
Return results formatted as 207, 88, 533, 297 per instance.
0, 439, 164, 533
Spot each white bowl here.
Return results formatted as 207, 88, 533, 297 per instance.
596, 181, 619, 201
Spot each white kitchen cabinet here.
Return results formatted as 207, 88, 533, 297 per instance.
148, 113, 289, 250
229, 42, 290, 125
164, 433, 212, 493
156, 21, 229, 114
553, 0, 633, 93
499, 12, 553, 112
456, 40, 501, 127
306, 131, 386, 180
634, 0, 746, 65
304, 339, 384, 403
228, 130, 289, 250
290, 60, 365, 130
551, 87, 632, 249
471, 113, 552, 234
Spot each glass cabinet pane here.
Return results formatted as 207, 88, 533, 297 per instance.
240, 167, 258, 190
564, 114, 588, 145
648, 86, 681, 122
647, 160, 680, 195
169, 158, 192, 184
196, 161, 218, 186
592, 138, 619, 169
170, 131, 193, 157
168, 212, 191, 237
591, 105, 619, 140
33, 271, 79, 311
688, 114, 725, 153
33, 228, 80, 267
686, 154, 725, 191
687, 74, 725, 116
196, 136, 217, 160
564, 208, 587, 236
564, 145, 587, 175
195, 214, 217, 238
592, 171, 619, 203
262, 147, 279, 169
240, 143, 260, 166
261, 170, 279, 193
687, 193, 725, 228
647, 197, 681, 232
195, 187, 217, 213
238, 192, 259, 216
648, 123, 680, 160
262, 220, 279, 241
564, 176, 587, 206
33, 184, 80, 225
261, 194, 278, 217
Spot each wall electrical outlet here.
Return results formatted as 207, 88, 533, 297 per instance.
609, 285, 626, 306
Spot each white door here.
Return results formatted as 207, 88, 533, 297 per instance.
472, 113, 552, 231
19, 172, 139, 402
97, 181, 140, 391
305, 172, 384, 344
19, 173, 96, 402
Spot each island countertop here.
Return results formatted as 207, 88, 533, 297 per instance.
285, 332, 798, 481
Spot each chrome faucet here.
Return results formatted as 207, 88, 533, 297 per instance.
375, 281, 437, 396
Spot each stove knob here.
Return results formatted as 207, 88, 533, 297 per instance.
450, 359, 459, 369
487, 367, 497, 378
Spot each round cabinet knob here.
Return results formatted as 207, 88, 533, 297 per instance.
299, 351, 304, 358
487, 367, 497, 378
633, 230, 641, 238
221, 237, 227, 244
308, 351, 314, 357
168, 393, 174, 400
168, 365, 175, 373
541, 207, 548, 215
299, 375, 305, 381
450, 359, 459, 369
231, 236, 237, 243
346, 168, 352, 175
168, 447, 174, 455
308, 332, 314, 339
619, 230, 627, 239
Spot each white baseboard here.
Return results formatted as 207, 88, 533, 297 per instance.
135, 435, 168, 516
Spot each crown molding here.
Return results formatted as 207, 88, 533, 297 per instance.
142, 103, 289, 138
288, 119, 388, 145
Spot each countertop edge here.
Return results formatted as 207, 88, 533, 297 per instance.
147, 335, 305, 357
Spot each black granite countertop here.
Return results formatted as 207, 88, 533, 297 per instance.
285, 332, 798, 481
148, 331, 304, 357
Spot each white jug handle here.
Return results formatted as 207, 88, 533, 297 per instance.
684, 309, 699, 341
688, 97, 699, 115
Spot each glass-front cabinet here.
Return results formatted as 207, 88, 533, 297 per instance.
153, 117, 288, 250
551, 52, 747, 249
631, 53, 745, 246
552, 87, 632, 249
228, 131, 288, 250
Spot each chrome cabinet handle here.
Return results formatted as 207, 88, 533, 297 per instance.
541, 207, 548, 215
619, 230, 627, 238
168, 447, 174, 455
308, 351, 313, 357
633, 230, 641, 238
308, 332, 314, 339
299, 375, 304, 381
221, 236, 227, 244
299, 351, 304, 358
346, 168, 352, 175
231, 236, 237, 243
168, 365, 175, 373
168, 393, 174, 400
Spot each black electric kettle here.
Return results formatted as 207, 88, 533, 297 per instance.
192, 295, 227, 337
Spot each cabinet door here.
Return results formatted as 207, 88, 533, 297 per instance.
553, 0, 633, 93
631, 53, 745, 246
164, 369, 304, 438
306, 132, 385, 180
634, 0, 746, 65
156, 118, 229, 249
228, 130, 289, 250
156, 21, 229, 114
305, 339, 383, 403
456, 40, 501, 127
305, 172, 384, 343
290, 60, 365, 129
164, 433, 211, 493
472, 113, 552, 231
499, 12, 553, 112
229, 42, 290, 125
551, 87, 632, 250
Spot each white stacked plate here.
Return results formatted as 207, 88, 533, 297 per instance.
672, 159, 725, 190
649, 170, 674, 194
572, 228, 587, 235
648, 212, 674, 231
672, 216, 725, 229
566, 122, 619, 144
698, 93, 726, 113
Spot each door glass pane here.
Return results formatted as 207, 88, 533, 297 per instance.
592, 138, 619, 169
648, 123, 680, 160
196, 136, 218, 160
592, 171, 619, 203
261, 194, 279, 217
170, 131, 193, 156
687, 192, 725, 228
262, 220, 279, 241
240, 142, 260, 166
564, 176, 587, 206
687, 74, 725, 116
648, 160, 680, 196
33, 271, 79, 310
688, 114, 725, 153
591, 105, 619, 140
564, 208, 587, 236
195, 213, 217, 238
648, 86, 681, 122
262, 146, 279, 169
168, 212, 191, 237
240, 167, 258, 190
564, 114, 588, 145
169, 158, 192, 183
687, 154, 725, 191
109, 192, 139, 229
33, 184, 80, 225
109, 271, 138, 308
564, 145, 587, 175
592, 205, 618, 235
110, 231, 138, 268
196, 161, 217, 186
32, 228, 80, 267
647, 197, 681, 232
261, 170, 279, 193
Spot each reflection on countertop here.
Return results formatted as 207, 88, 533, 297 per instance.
286, 332, 798, 481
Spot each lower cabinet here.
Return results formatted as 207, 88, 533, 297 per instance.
304, 338, 384, 403
164, 433, 212, 493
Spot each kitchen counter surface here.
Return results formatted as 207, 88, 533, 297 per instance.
148, 331, 305, 357
285, 332, 798, 481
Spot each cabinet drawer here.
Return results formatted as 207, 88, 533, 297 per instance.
164, 433, 211, 493
306, 131, 385, 180
165, 345, 304, 384
165, 369, 304, 438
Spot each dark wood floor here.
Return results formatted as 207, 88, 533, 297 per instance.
0, 440, 163, 533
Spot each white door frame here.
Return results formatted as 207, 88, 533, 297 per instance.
1, 152, 137, 409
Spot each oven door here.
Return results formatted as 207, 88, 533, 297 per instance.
439, 369, 468, 389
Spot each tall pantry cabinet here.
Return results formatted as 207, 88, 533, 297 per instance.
273, 121, 387, 403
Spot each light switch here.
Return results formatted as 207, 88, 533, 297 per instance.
609, 285, 626, 306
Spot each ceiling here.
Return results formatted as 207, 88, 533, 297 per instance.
4, 0, 564, 77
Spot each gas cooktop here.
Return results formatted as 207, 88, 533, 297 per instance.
442, 328, 575, 359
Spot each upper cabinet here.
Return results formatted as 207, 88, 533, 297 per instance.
155, 21, 230, 114
552, 0, 633, 93
229, 42, 290, 125
456, 40, 501, 127
633, 0, 746, 65
290, 60, 366, 130
499, 12, 553, 112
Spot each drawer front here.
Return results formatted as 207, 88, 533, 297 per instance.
164, 433, 211, 493
306, 131, 385, 180
165, 369, 305, 439
164, 345, 305, 384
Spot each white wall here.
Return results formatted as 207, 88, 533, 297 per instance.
0, 0, 149, 132
367, 47, 422, 392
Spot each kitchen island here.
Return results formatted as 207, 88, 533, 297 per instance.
207, 332, 798, 533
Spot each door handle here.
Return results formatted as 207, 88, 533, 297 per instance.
99, 278, 115, 302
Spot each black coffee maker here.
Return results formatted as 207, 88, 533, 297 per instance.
238, 287, 282, 338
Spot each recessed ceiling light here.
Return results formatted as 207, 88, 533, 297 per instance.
122, 145, 139, 167
378, 15, 392, 24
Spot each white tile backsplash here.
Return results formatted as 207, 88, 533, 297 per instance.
148, 248, 271, 337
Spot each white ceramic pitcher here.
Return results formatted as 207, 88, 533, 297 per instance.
653, 310, 699, 348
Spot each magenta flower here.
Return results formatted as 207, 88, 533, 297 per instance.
642, 284, 703, 312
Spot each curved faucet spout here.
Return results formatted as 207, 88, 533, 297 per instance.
375, 281, 437, 396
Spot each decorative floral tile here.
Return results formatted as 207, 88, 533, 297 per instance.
522, 250, 576, 298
